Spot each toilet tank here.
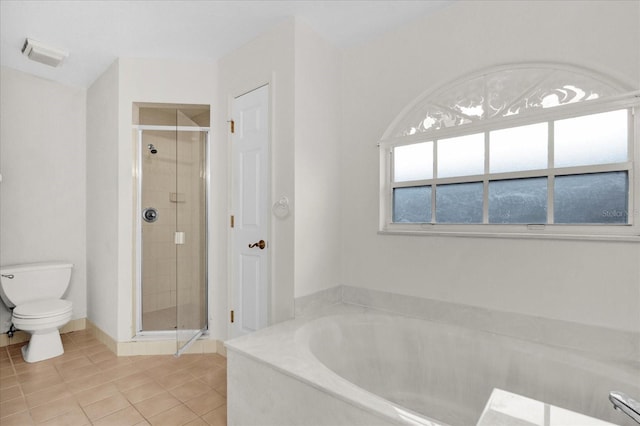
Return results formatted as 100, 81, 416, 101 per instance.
0, 262, 73, 308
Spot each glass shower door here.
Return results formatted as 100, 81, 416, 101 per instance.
175, 123, 208, 354
140, 129, 178, 333
137, 104, 209, 355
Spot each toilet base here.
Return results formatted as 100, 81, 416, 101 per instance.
21, 330, 64, 363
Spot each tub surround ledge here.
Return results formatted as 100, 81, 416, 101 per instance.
226, 303, 639, 426
296, 285, 640, 362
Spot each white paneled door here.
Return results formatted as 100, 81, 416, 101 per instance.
230, 85, 270, 338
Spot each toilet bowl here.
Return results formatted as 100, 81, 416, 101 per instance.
0, 262, 74, 363
12, 299, 73, 362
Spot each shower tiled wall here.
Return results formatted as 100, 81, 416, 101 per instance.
142, 130, 178, 316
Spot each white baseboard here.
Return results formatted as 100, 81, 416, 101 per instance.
85, 319, 222, 357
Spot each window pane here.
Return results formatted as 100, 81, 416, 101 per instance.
490, 123, 548, 173
554, 172, 628, 224
394, 142, 433, 182
489, 178, 547, 224
436, 182, 483, 223
437, 133, 484, 178
554, 109, 628, 168
393, 186, 432, 223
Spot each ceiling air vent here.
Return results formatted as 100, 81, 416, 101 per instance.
21, 38, 68, 67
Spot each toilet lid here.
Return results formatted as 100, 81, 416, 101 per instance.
13, 299, 72, 318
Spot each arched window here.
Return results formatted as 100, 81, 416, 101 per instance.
379, 63, 640, 240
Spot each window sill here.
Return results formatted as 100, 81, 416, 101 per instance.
379, 225, 640, 243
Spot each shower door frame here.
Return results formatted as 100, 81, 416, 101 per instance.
134, 125, 211, 354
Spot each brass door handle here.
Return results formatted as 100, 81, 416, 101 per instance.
248, 240, 266, 250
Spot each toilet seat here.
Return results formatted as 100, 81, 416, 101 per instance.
12, 299, 73, 332
11, 299, 73, 337
12, 312, 72, 327
13, 299, 72, 319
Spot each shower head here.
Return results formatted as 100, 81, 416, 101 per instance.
147, 144, 158, 154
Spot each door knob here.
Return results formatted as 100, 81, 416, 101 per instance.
248, 240, 266, 249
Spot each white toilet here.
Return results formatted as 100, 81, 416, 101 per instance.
0, 262, 73, 363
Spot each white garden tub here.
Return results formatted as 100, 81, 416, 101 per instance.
226, 307, 639, 425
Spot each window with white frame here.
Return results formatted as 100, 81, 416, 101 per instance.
379, 64, 640, 240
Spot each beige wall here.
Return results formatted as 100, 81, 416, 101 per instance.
0, 67, 87, 333
340, 0, 640, 332
293, 21, 342, 298
215, 19, 297, 337
118, 59, 216, 341
86, 60, 120, 339
86, 58, 216, 342
7, 1, 638, 344
86, 18, 343, 342
214, 18, 345, 339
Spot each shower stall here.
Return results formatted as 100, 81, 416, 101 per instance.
134, 103, 210, 355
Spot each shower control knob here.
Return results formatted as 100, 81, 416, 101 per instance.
142, 207, 159, 223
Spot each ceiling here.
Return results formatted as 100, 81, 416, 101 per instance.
0, 0, 453, 88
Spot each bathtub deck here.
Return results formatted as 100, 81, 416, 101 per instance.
225, 302, 638, 426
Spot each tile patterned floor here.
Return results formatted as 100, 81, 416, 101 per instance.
0, 330, 227, 425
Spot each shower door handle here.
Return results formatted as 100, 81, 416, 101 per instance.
175, 232, 186, 245
248, 240, 266, 250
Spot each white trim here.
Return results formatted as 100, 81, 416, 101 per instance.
379, 228, 640, 243
381, 62, 635, 140
380, 64, 640, 241
134, 124, 211, 132
392, 162, 633, 188
135, 130, 143, 333
381, 106, 639, 240
205, 130, 212, 333
379, 91, 640, 148
228, 84, 272, 339
547, 120, 555, 224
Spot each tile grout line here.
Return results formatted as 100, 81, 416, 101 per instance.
2, 332, 227, 426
